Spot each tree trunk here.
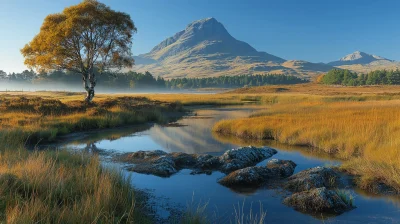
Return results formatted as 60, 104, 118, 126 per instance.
82, 73, 95, 102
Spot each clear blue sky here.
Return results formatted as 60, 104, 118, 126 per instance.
1, 0, 400, 73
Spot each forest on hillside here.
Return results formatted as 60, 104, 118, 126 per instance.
321, 69, 400, 86
0, 69, 307, 90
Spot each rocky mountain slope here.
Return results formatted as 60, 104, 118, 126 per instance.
132, 18, 334, 79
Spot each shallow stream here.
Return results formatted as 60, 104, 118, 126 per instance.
54, 106, 400, 223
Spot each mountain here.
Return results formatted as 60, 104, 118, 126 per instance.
141, 18, 284, 63
328, 51, 393, 66
133, 18, 334, 79
328, 51, 399, 73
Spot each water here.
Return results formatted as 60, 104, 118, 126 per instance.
57, 106, 400, 223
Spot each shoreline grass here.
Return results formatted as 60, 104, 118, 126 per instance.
0, 95, 184, 146
0, 148, 152, 223
213, 97, 400, 193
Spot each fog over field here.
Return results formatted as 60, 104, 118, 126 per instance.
0, 82, 220, 94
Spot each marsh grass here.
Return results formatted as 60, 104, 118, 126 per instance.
335, 189, 354, 207
0, 95, 183, 145
0, 94, 187, 223
232, 201, 267, 224
0, 148, 152, 223
179, 197, 209, 224
177, 199, 267, 224
213, 97, 400, 193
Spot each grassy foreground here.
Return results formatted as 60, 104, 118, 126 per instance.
213, 84, 400, 193
0, 93, 185, 223
3, 85, 400, 222
0, 148, 152, 223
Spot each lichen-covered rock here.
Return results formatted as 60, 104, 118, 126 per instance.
120, 150, 167, 163
218, 146, 277, 173
129, 156, 177, 177
196, 155, 222, 170
169, 152, 199, 167
284, 167, 344, 192
119, 146, 278, 177
283, 187, 354, 214
218, 159, 296, 187
267, 159, 297, 177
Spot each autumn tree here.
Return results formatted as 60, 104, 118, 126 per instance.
21, 0, 136, 102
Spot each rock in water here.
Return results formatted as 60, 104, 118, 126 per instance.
119, 150, 167, 163
119, 146, 277, 177
218, 146, 277, 173
283, 187, 354, 214
218, 159, 296, 187
129, 156, 177, 177
267, 159, 297, 177
284, 167, 345, 192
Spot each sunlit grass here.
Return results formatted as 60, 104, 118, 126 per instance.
213, 97, 400, 192
0, 148, 151, 223
0, 95, 182, 145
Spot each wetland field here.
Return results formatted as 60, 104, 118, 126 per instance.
1, 84, 400, 223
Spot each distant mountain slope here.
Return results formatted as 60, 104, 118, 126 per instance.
328, 51, 398, 73
328, 51, 393, 66
132, 18, 334, 79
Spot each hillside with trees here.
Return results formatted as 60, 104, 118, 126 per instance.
0, 69, 307, 91
321, 69, 400, 86
165, 74, 307, 89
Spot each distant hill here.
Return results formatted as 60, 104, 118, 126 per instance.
328, 51, 393, 66
132, 18, 334, 79
327, 51, 400, 73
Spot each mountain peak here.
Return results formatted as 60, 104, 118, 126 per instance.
134, 18, 290, 78
188, 17, 218, 25
182, 17, 231, 41
143, 17, 284, 62
329, 51, 392, 66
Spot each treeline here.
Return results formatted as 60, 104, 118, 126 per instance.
0, 70, 165, 90
321, 69, 400, 86
166, 74, 307, 89
0, 69, 308, 90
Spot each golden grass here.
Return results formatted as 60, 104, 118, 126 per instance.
4, 85, 400, 197
227, 83, 400, 95
0, 95, 182, 145
0, 148, 151, 223
213, 94, 400, 193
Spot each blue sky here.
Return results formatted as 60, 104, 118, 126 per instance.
1, 0, 400, 73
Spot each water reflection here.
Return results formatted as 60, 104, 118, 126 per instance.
57, 106, 400, 223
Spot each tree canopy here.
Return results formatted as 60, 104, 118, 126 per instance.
321, 69, 400, 86
21, 0, 136, 101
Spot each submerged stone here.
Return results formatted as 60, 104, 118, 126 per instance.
283, 187, 354, 214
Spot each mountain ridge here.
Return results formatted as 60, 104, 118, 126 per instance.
132, 18, 396, 79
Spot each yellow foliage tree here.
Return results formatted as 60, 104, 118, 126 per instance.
21, 0, 136, 102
